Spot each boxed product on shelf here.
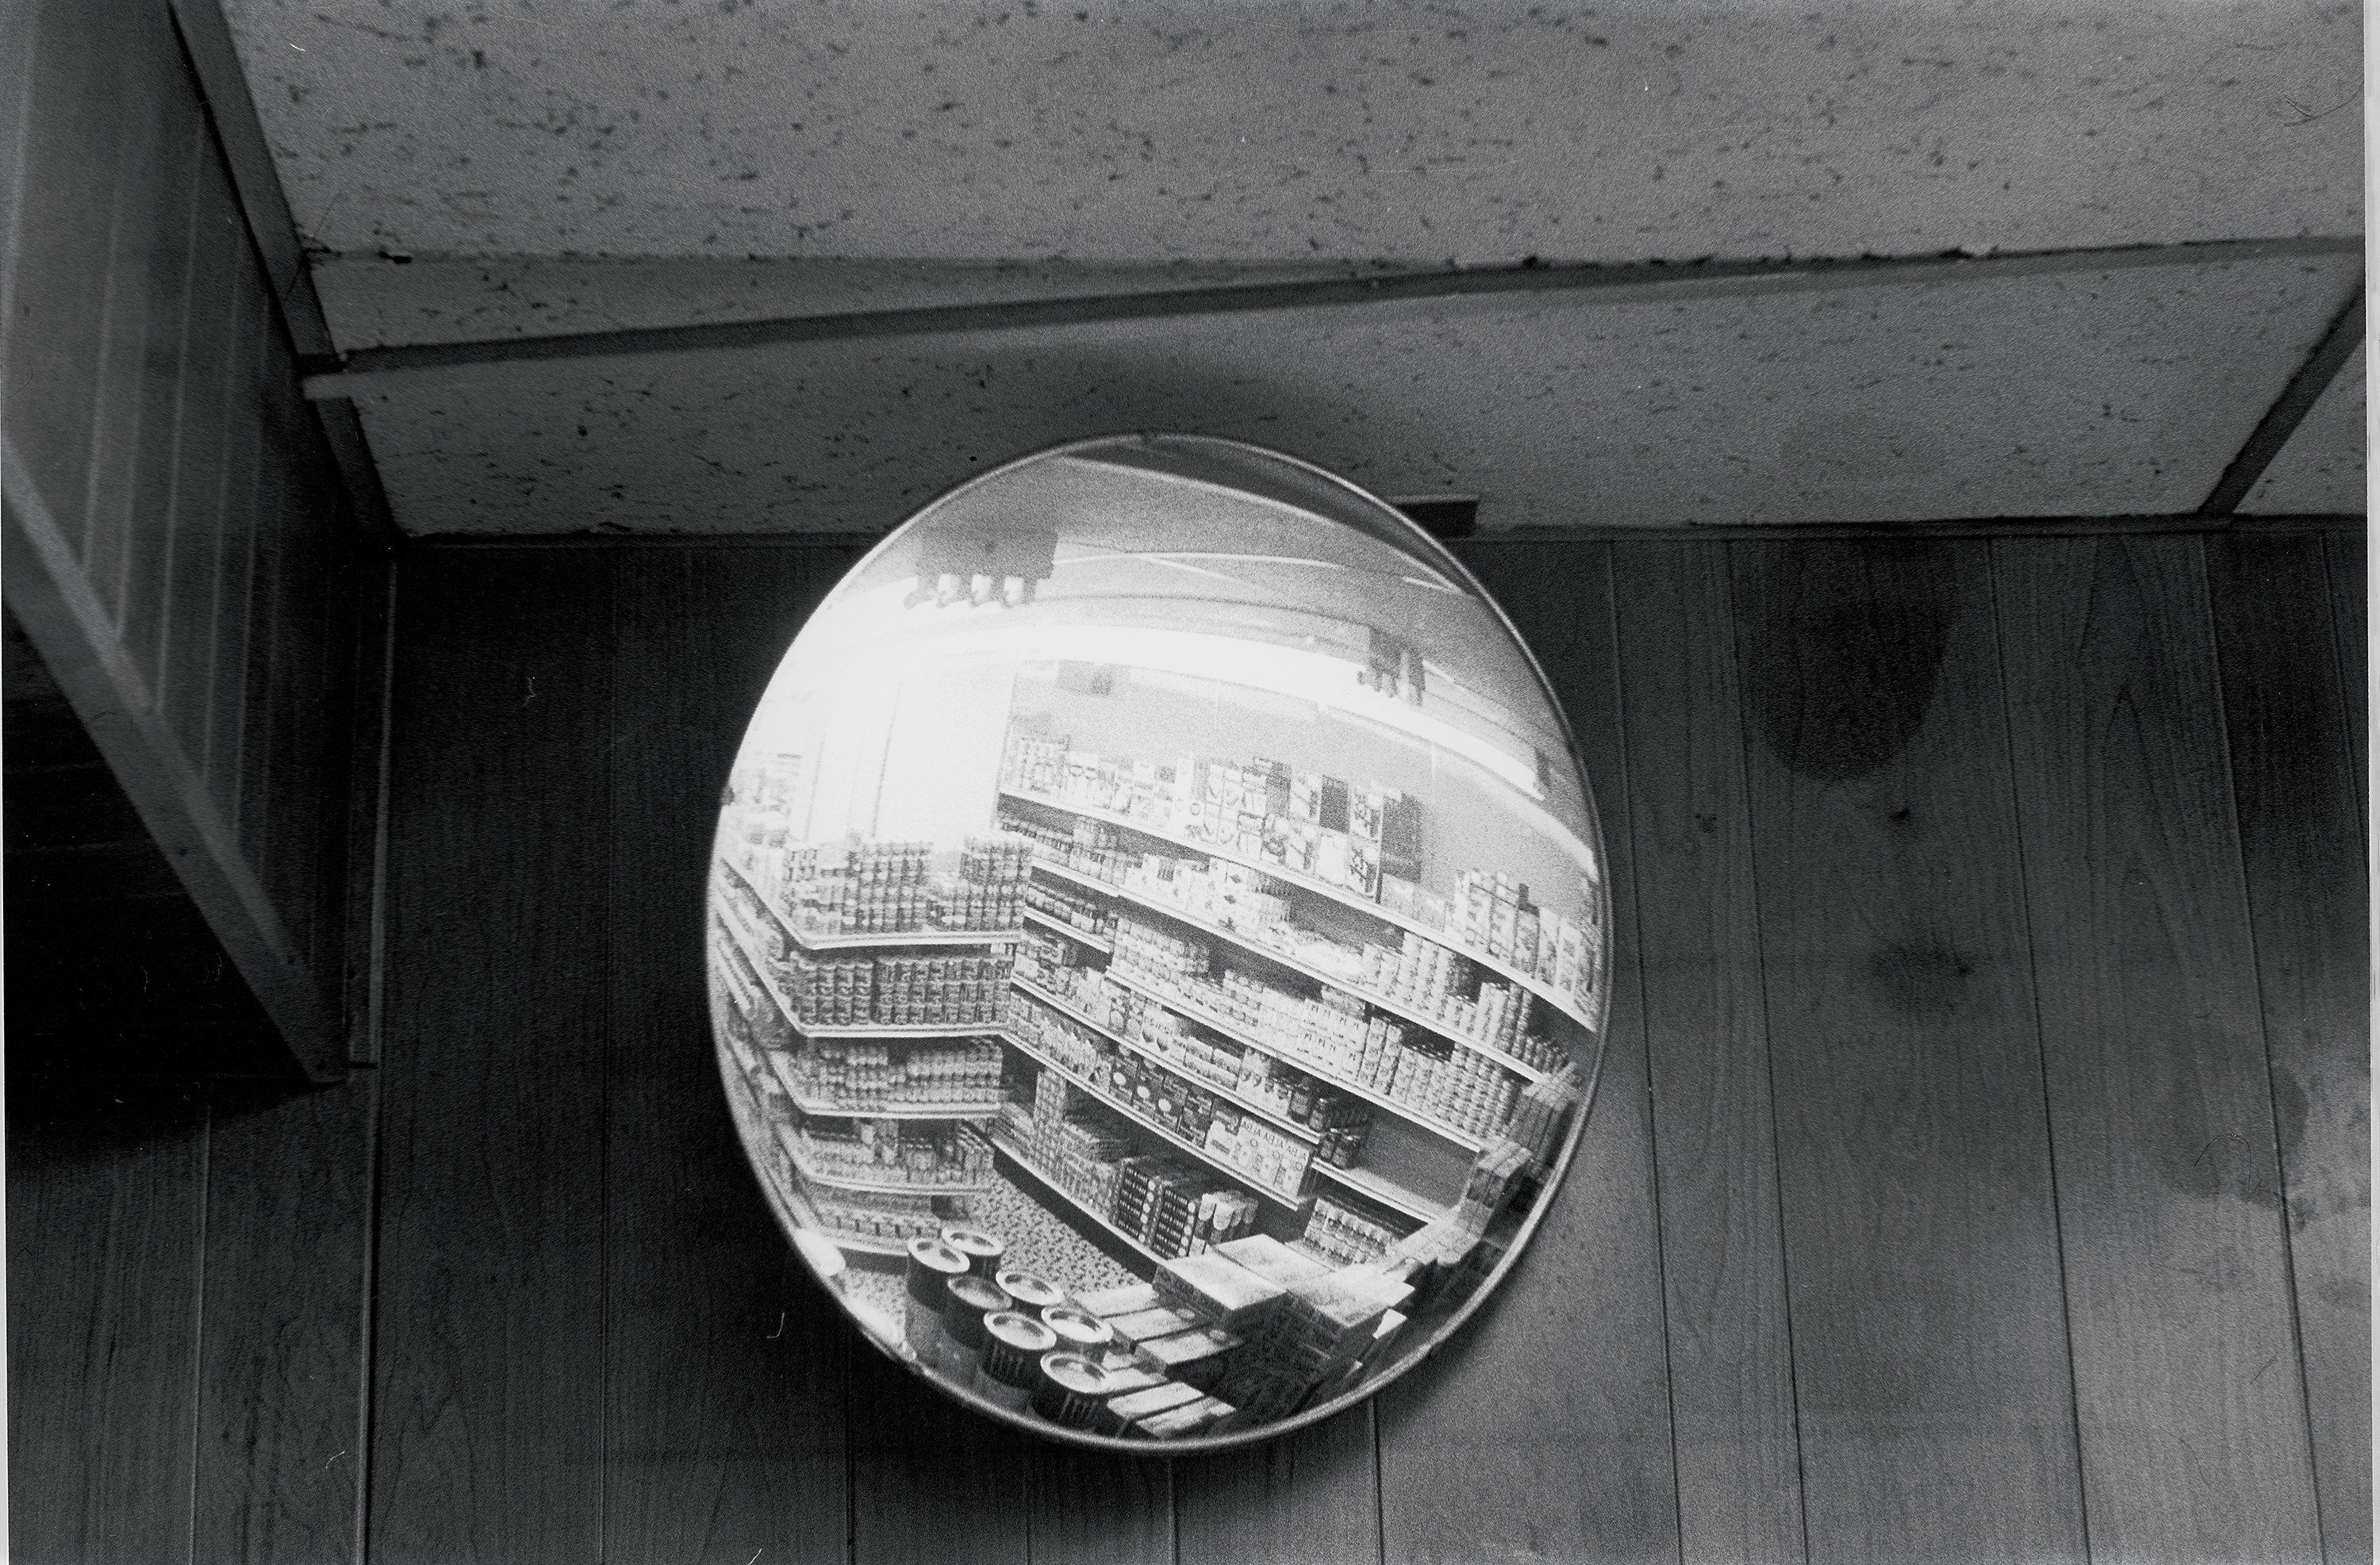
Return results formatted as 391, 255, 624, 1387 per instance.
1502, 1061, 1584, 1165
1096, 1380, 1204, 1437
1200, 1107, 1311, 1199
1215, 1233, 1333, 1291
1247, 1268, 1415, 1383
1127, 1394, 1238, 1440
1138, 1325, 1244, 1392
1076, 1281, 1161, 1318
1154, 1252, 1288, 1332
1302, 1194, 1411, 1268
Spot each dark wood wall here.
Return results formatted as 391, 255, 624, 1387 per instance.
0, 0, 370, 1079
8, 530, 2366, 1564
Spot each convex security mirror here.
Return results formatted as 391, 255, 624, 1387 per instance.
707, 435, 1610, 1452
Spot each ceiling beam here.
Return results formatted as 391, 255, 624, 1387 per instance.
166, 0, 401, 549
299, 236, 2360, 401
2196, 287, 2366, 516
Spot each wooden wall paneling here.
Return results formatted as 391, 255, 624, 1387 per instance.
0, 0, 29, 297
369, 551, 616, 1563
117, 110, 212, 692
5, 1079, 208, 1565
605, 548, 853, 1563
2, 0, 118, 554
97, 0, 209, 637
155, 146, 248, 760
194, 1073, 376, 1565
2324, 533, 2366, 834
1175, 1405, 1380, 1565
845, 1346, 1030, 1565
1729, 539, 2086, 1564
215, 281, 278, 840
1610, 540, 1807, 1564
199, 256, 267, 823
236, 432, 296, 925
2209, 533, 2372, 1563
1994, 535, 2323, 1562
4, 449, 346, 1076
245, 393, 353, 985
342, 554, 397, 1066
74, 0, 186, 627
1376, 543, 1682, 1565
1020, 1444, 1174, 1565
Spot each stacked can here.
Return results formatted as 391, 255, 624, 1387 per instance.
995, 1268, 1066, 1315
973, 1313, 1060, 1410
941, 1225, 1006, 1279
1031, 1352, 1115, 1429
935, 1272, 1012, 1380
902, 1237, 971, 1363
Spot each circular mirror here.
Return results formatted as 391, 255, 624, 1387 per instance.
707, 434, 1610, 1451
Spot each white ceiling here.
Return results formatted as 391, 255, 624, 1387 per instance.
217, 0, 2367, 535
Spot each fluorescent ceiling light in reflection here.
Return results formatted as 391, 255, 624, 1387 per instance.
885, 619, 1541, 797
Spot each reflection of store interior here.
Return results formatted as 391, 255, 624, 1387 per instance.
706, 453, 1603, 1439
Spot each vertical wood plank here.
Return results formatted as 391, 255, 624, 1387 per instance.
2323, 533, 2366, 838
1995, 535, 2322, 1563
1177, 1406, 1380, 1565
117, 113, 211, 696
604, 549, 852, 1564
1023, 1446, 1173, 1565
155, 152, 247, 764
201, 258, 266, 817
1731, 539, 2086, 1565
1611, 540, 1807, 1565
0, 0, 35, 322
242, 391, 344, 979
2217, 533, 2371, 1562
369, 551, 614, 1563
5, 1078, 206, 1565
846, 1338, 1029, 1565
194, 1073, 375, 1565
1376, 543, 1681, 1565
2, 0, 122, 545
72, 0, 181, 627
230, 397, 292, 851
342, 554, 397, 1067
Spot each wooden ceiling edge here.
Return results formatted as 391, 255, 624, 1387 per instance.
167, 0, 401, 550
2197, 288, 2368, 516
299, 235, 2365, 399
165, 0, 332, 359
393, 513, 2366, 550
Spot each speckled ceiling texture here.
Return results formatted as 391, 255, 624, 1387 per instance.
218, 1, 2364, 532
228, 0, 2357, 263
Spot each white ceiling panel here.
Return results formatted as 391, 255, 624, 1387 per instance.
223, 0, 2360, 266
2240, 344, 2366, 514
342, 248, 2359, 534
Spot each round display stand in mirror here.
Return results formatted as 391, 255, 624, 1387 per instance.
706, 435, 1610, 1452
